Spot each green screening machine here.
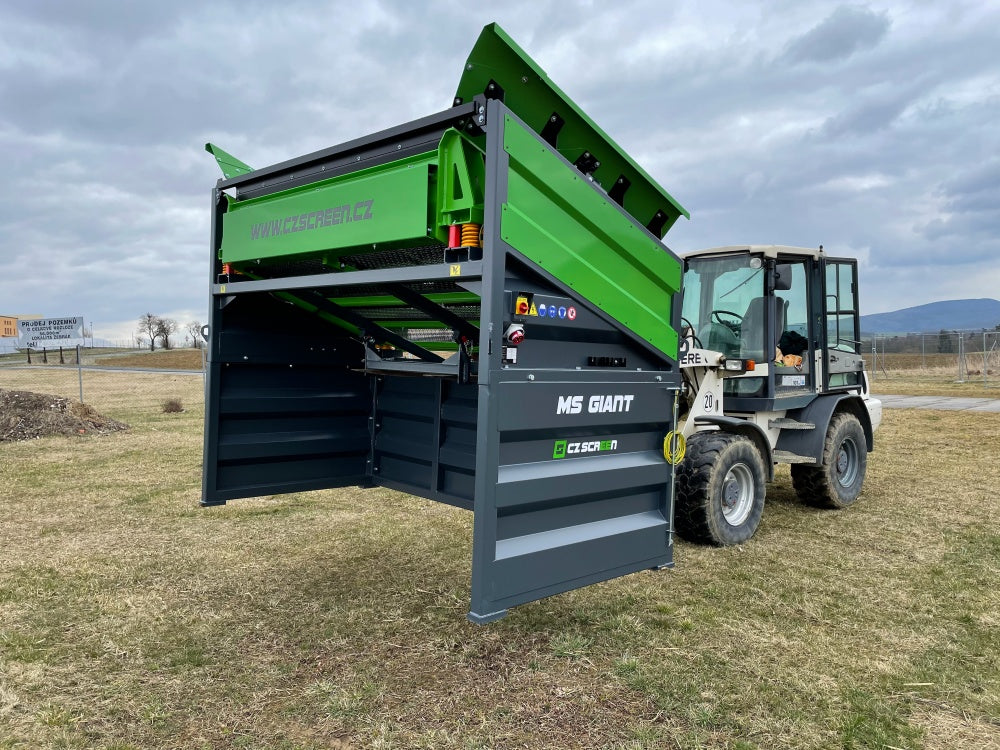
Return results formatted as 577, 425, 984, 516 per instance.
202, 23, 689, 623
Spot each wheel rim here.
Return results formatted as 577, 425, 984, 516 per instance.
835, 437, 860, 488
721, 462, 755, 526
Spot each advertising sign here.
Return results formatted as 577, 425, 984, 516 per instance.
17, 316, 85, 349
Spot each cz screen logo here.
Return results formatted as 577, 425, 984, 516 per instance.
552, 439, 618, 459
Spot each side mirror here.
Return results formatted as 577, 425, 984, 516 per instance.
773, 263, 793, 291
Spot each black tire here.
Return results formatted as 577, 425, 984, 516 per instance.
675, 432, 766, 545
790, 412, 867, 509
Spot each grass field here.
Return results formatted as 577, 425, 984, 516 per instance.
1, 370, 998, 749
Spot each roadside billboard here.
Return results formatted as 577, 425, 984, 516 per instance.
17, 316, 85, 349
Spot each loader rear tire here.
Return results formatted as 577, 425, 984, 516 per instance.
791, 412, 867, 509
675, 432, 766, 545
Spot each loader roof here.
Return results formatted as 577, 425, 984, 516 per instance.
683, 244, 826, 260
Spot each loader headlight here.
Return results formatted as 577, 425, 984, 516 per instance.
722, 358, 755, 373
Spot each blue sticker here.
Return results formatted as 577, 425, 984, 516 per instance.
558, 306, 567, 319
538, 303, 547, 316
548, 306, 557, 318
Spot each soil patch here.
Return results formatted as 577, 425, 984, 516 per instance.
0, 388, 129, 441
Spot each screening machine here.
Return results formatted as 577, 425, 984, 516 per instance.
201, 23, 688, 622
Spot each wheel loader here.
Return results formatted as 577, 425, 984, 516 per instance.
201, 23, 880, 622
673, 245, 882, 546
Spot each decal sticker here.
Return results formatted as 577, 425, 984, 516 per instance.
553, 438, 619, 458
556, 394, 635, 415
567, 306, 577, 320
558, 306, 567, 319
538, 303, 547, 316
529, 303, 538, 316
450, 264, 462, 276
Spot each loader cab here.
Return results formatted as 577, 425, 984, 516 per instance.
681, 246, 864, 411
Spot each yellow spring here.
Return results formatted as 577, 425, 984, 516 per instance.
461, 223, 482, 248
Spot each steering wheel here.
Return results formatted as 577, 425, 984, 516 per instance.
711, 309, 743, 326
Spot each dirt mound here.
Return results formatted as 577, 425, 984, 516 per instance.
0, 389, 129, 442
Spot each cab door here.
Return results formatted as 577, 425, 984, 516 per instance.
822, 258, 864, 390
773, 258, 816, 399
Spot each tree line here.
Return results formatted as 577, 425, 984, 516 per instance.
136, 313, 203, 351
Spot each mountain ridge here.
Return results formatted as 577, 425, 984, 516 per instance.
861, 298, 1000, 334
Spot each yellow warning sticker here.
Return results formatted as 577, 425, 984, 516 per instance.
529, 303, 538, 316
450, 264, 461, 277
219, 284, 227, 294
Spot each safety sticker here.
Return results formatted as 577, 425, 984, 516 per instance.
538, 303, 547, 316
529, 303, 538, 316
567, 306, 577, 320
558, 306, 567, 319
449, 264, 461, 276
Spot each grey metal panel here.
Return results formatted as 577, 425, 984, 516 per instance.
212, 263, 483, 296
468, 102, 677, 623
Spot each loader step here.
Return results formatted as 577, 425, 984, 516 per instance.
773, 450, 816, 464
768, 418, 815, 431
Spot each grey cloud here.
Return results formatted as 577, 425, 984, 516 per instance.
783, 5, 891, 64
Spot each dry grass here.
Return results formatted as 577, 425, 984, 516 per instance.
94, 349, 204, 370
1, 369, 998, 749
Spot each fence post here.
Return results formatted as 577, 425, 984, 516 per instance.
77, 345, 84, 403
985, 331, 989, 388
43, 348, 48, 364
26, 348, 31, 364
871, 336, 877, 381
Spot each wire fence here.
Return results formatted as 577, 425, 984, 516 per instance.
864, 331, 1000, 388
0, 345, 207, 419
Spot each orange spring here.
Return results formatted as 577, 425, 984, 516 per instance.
461, 223, 482, 248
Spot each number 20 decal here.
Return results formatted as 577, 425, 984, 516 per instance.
703, 393, 714, 411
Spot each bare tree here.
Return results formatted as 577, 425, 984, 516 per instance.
186, 320, 203, 349
155, 317, 177, 350
137, 313, 158, 351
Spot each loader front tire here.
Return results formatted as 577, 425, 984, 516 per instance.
675, 432, 766, 545
791, 412, 867, 509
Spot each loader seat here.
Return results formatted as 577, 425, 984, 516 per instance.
740, 296, 787, 361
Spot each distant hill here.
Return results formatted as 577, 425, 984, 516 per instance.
861, 298, 1000, 334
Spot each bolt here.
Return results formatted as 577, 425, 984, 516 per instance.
527, 374, 535, 381
655, 375, 662, 381
595, 161, 600, 167
396, 144, 401, 150
522, 76, 528, 83
488, 83, 495, 90
467, 63, 473, 70
478, 105, 485, 115
356, 156, 361, 161
478, 115, 485, 124
243, 355, 248, 361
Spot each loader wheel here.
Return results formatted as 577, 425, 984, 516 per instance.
790, 412, 867, 509
675, 432, 766, 545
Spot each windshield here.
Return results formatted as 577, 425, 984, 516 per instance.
681, 254, 765, 360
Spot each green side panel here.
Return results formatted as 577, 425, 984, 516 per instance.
220, 153, 436, 264
205, 142, 254, 179
501, 115, 680, 358
456, 23, 688, 238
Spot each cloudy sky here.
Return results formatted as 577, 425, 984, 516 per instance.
1, 0, 998, 342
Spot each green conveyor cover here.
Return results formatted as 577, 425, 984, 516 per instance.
456, 23, 688, 239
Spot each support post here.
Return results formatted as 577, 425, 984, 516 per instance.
77, 345, 84, 403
